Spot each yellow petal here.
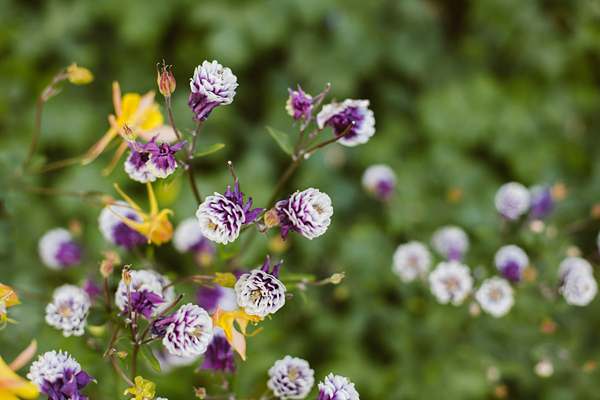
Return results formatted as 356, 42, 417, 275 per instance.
0, 285, 19, 308
139, 108, 164, 131
0, 356, 38, 399
113, 184, 143, 213
121, 93, 142, 123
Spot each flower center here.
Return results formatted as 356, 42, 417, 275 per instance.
489, 287, 503, 301
207, 221, 217, 230
444, 277, 460, 292
288, 367, 299, 381
313, 204, 324, 214
250, 290, 262, 302
191, 327, 205, 336
60, 306, 70, 317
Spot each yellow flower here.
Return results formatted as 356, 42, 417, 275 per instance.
82, 82, 176, 175
212, 307, 263, 361
66, 62, 94, 85
124, 376, 155, 400
0, 284, 20, 330
110, 182, 174, 245
0, 341, 39, 400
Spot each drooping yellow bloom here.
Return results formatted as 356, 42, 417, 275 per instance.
66, 62, 94, 85
0, 284, 20, 330
110, 182, 173, 245
0, 341, 39, 400
212, 307, 263, 361
82, 82, 176, 175
123, 376, 155, 400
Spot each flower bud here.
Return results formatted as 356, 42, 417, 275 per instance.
330, 272, 345, 284
116, 350, 128, 360
100, 260, 114, 278
264, 209, 279, 228
122, 266, 132, 286
157, 60, 176, 98
214, 272, 236, 288
66, 62, 94, 85
120, 124, 136, 143
194, 387, 206, 399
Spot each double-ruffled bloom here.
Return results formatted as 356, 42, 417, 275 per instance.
275, 188, 333, 240
188, 60, 238, 121
98, 201, 147, 250
558, 257, 597, 306
173, 217, 216, 257
115, 269, 175, 319
267, 356, 314, 399
428, 261, 473, 306
235, 256, 286, 317
154, 303, 214, 358
27, 351, 94, 400
316, 99, 375, 147
38, 228, 83, 270
82, 82, 174, 175
316, 374, 359, 400
45, 285, 91, 337
495, 182, 531, 221
196, 180, 264, 244
111, 182, 174, 245
392, 241, 432, 282
431, 225, 469, 261
475, 277, 515, 317
494, 245, 529, 283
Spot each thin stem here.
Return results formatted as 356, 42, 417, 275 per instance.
303, 122, 353, 156
104, 277, 112, 314
228, 161, 238, 183
9, 184, 105, 207
266, 159, 302, 209
20, 97, 44, 175
186, 120, 203, 205
110, 355, 135, 387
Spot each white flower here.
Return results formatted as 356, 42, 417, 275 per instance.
316, 99, 375, 147
115, 269, 175, 317
495, 182, 531, 220
267, 356, 315, 399
558, 257, 593, 280
535, 359, 554, 377
431, 226, 469, 261
275, 188, 333, 240
317, 373, 359, 400
475, 277, 515, 317
392, 241, 431, 282
124, 150, 157, 183
196, 193, 245, 244
362, 164, 396, 199
173, 217, 211, 253
189, 60, 238, 121
560, 270, 597, 306
163, 303, 213, 357
38, 228, 82, 269
428, 261, 473, 305
45, 284, 91, 337
235, 269, 286, 317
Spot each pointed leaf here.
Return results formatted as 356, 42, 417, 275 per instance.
266, 126, 294, 156
140, 345, 161, 372
193, 143, 225, 158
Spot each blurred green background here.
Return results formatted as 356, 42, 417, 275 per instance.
3, 0, 600, 399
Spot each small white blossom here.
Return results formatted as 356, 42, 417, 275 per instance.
317, 373, 359, 400
235, 269, 286, 317
428, 261, 473, 305
45, 284, 91, 337
163, 303, 213, 357
558, 257, 593, 280
362, 164, 396, 199
392, 241, 432, 282
535, 359, 554, 377
560, 270, 597, 306
495, 182, 531, 220
267, 356, 315, 399
431, 226, 469, 261
475, 277, 515, 317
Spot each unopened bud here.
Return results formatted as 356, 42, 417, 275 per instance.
157, 60, 176, 98
214, 272, 236, 288
102, 250, 121, 265
100, 260, 114, 278
264, 209, 279, 228
121, 124, 136, 143
116, 350, 128, 360
122, 266, 132, 286
193, 387, 206, 399
66, 62, 94, 85
330, 272, 345, 284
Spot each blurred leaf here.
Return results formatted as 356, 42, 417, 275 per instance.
162, 167, 185, 192
193, 143, 225, 158
140, 344, 161, 372
266, 126, 294, 156
217, 239, 242, 260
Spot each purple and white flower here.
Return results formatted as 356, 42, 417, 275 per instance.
267, 355, 315, 399
362, 164, 396, 200
124, 148, 157, 183
45, 284, 91, 337
529, 185, 554, 219
115, 269, 175, 319
135, 136, 185, 179
198, 328, 236, 373
316, 373, 359, 400
188, 60, 238, 121
475, 277, 515, 317
560, 270, 597, 306
495, 182, 531, 220
286, 85, 317, 127
494, 245, 529, 283
275, 188, 333, 240
392, 241, 431, 282
196, 284, 238, 314
159, 303, 213, 357
428, 261, 473, 306
196, 180, 264, 244
99, 201, 147, 250
27, 350, 94, 400
316, 99, 375, 147
173, 217, 215, 255
431, 226, 469, 261
38, 228, 82, 270
235, 256, 286, 317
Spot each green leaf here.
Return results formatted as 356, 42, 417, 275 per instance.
279, 273, 316, 282
266, 126, 294, 156
193, 143, 225, 158
140, 345, 161, 372
217, 239, 242, 260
